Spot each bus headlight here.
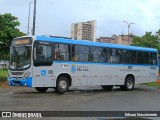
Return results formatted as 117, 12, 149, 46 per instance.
23, 71, 31, 79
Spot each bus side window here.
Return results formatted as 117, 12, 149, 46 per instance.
150, 52, 157, 65
54, 44, 69, 61
90, 47, 106, 63
34, 43, 52, 66
72, 55, 78, 61
90, 54, 97, 62
37, 46, 45, 61
72, 45, 89, 62
54, 51, 62, 60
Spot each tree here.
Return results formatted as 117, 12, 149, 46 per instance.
0, 13, 26, 60
131, 35, 142, 46
156, 29, 160, 43
131, 32, 160, 51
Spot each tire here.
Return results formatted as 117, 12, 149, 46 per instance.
121, 77, 134, 91
35, 87, 48, 93
101, 85, 113, 90
55, 77, 69, 94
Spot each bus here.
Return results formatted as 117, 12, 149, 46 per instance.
7, 36, 159, 94
157, 59, 160, 83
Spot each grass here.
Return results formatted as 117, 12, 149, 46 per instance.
0, 69, 8, 83
142, 82, 160, 88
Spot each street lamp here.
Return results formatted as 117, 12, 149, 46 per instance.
27, 2, 32, 35
123, 21, 135, 44
32, 0, 37, 35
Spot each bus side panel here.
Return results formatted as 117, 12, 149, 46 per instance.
121, 66, 150, 85
70, 63, 90, 86
90, 64, 118, 86
148, 66, 159, 83
135, 66, 157, 84
53, 62, 74, 85
52, 62, 158, 87
53, 62, 91, 87
32, 65, 55, 87
117, 65, 157, 85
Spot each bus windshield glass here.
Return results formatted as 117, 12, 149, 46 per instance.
9, 38, 32, 70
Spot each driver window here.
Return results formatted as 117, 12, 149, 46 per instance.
34, 43, 52, 66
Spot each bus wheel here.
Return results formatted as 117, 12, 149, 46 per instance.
35, 87, 48, 93
101, 85, 113, 90
121, 77, 134, 91
56, 77, 69, 94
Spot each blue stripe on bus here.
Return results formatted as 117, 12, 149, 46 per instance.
36, 36, 157, 52
53, 60, 158, 67
8, 77, 32, 87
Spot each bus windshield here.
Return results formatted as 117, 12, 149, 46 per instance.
9, 46, 31, 70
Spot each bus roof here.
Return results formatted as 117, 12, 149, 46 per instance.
36, 36, 157, 52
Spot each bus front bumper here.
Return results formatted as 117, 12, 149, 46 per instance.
8, 77, 32, 87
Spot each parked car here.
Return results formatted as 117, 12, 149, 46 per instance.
0, 60, 9, 69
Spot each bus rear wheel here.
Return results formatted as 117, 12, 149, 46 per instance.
120, 77, 134, 91
35, 87, 48, 93
101, 85, 113, 90
55, 77, 69, 94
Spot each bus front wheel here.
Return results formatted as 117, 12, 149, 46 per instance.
55, 77, 69, 94
120, 77, 134, 91
35, 87, 48, 93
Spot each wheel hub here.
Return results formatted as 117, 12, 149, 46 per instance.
127, 80, 133, 89
59, 80, 67, 89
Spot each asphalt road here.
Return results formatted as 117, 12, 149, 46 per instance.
0, 85, 160, 120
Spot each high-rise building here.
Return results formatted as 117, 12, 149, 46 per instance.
71, 20, 96, 42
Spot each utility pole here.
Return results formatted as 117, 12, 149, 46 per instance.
32, 0, 37, 35
123, 21, 135, 44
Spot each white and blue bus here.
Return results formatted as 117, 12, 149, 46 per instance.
8, 36, 159, 94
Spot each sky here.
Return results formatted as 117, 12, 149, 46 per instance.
0, 0, 160, 38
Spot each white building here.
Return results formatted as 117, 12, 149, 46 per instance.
71, 20, 96, 42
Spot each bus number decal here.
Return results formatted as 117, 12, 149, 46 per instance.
62, 64, 68, 69
128, 66, 133, 70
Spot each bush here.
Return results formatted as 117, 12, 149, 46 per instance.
0, 69, 8, 82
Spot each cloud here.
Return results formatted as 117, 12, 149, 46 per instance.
137, 0, 160, 33
0, 0, 160, 37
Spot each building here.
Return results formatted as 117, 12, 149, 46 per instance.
97, 34, 134, 45
96, 36, 118, 44
117, 34, 134, 45
71, 20, 96, 42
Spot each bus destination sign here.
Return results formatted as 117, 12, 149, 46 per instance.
13, 38, 32, 46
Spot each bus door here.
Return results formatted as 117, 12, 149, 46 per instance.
32, 42, 54, 87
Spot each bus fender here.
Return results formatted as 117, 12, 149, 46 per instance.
56, 73, 72, 86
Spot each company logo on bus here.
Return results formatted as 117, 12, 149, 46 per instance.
71, 65, 76, 73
